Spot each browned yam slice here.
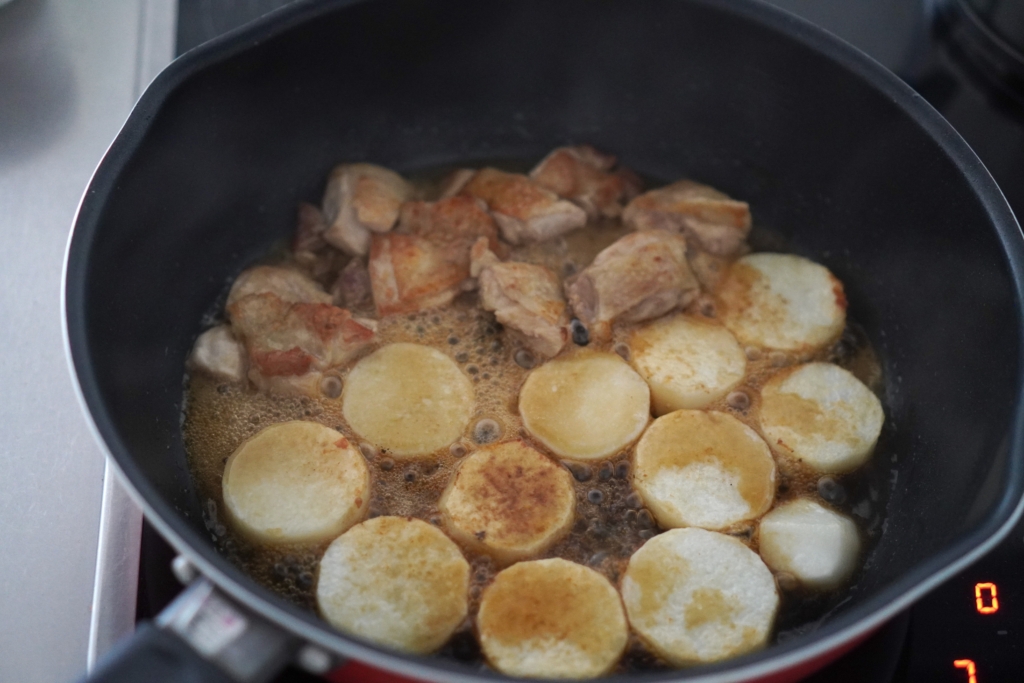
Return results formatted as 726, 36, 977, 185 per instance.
622, 528, 778, 665
342, 343, 475, 457
440, 441, 575, 564
519, 350, 650, 460
477, 558, 629, 678
222, 421, 369, 544
317, 517, 470, 654
715, 253, 846, 354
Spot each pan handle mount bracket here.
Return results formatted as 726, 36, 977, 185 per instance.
155, 577, 300, 682
82, 577, 303, 683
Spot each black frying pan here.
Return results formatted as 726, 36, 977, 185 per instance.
65, 0, 1024, 681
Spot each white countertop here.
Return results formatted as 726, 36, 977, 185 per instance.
0, 1, 173, 681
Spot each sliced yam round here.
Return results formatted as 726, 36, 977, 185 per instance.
342, 343, 474, 457
477, 558, 629, 678
716, 253, 846, 354
758, 498, 861, 590
628, 314, 746, 414
221, 421, 369, 544
634, 410, 776, 530
316, 516, 470, 654
759, 362, 883, 473
440, 441, 575, 565
518, 350, 650, 460
621, 528, 778, 666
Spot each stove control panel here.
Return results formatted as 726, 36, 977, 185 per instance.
903, 515, 1024, 681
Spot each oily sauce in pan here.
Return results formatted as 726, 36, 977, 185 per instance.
182, 201, 891, 672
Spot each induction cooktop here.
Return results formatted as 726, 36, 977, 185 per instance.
133, 1, 1024, 681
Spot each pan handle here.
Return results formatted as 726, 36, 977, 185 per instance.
82, 622, 234, 683
81, 578, 298, 683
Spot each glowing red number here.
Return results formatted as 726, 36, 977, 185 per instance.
975, 582, 999, 614
954, 659, 978, 683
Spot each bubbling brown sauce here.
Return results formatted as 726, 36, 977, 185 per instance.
183, 190, 889, 674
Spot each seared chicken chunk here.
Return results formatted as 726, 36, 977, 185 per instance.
331, 258, 373, 311
321, 164, 413, 256
187, 325, 247, 382
687, 249, 731, 291
226, 265, 333, 307
399, 195, 503, 267
292, 201, 328, 254
470, 238, 569, 358
529, 145, 641, 219
461, 168, 587, 245
368, 197, 504, 317
292, 203, 345, 284
368, 233, 466, 316
623, 180, 751, 256
228, 292, 375, 396
437, 168, 476, 199
565, 231, 699, 340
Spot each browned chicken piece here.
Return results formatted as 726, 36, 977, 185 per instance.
228, 292, 376, 397
460, 168, 587, 245
687, 248, 732, 291
565, 231, 699, 340
226, 265, 333, 307
187, 325, 247, 382
321, 163, 414, 256
331, 258, 373, 311
359, 197, 503, 318
470, 238, 569, 359
368, 233, 467, 316
622, 179, 751, 256
398, 195, 503, 267
293, 202, 328, 254
292, 203, 346, 284
529, 145, 642, 219
438, 168, 476, 199
247, 371, 325, 397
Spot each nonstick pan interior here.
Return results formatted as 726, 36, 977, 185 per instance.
65, 0, 1024, 680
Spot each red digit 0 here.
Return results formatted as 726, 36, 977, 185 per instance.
954, 659, 978, 683
974, 582, 999, 614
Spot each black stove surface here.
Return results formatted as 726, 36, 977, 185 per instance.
163, 1, 1024, 680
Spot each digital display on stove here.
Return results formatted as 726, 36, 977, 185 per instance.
902, 517, 1024, 682
974, 582, 999, 615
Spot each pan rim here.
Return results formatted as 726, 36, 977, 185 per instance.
62, 0, 1024, 680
